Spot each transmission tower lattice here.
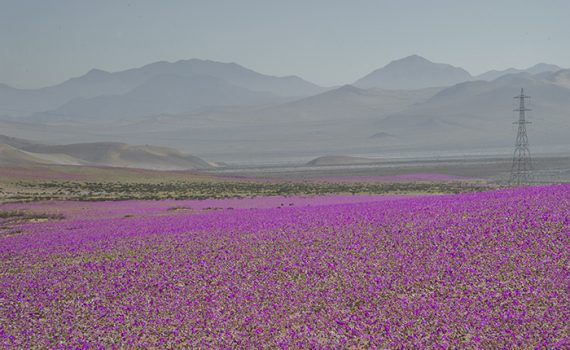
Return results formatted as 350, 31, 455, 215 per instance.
510, 88, 533, 185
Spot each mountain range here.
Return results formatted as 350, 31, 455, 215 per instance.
0, 55, 568, 163
0, 59, 325, 119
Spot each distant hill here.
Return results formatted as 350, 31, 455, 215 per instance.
0, 135, 214, 170
540, 69, 570, 89
354, 55, 472, 89
0, 144, 82, 166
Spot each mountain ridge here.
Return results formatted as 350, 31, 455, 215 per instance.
476, 63, 562, 81
0, 59, 326, 119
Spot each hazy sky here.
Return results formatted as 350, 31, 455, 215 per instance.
2, 0, 569, 88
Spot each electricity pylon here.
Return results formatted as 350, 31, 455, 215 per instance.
510, 88, 532, 185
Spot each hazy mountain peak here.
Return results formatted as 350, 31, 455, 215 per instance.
354, 55, 472, 89
391, 54, 431, 64
132, 58, 323, 97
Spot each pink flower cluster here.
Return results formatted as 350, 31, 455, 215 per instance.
1, 186, 569, 348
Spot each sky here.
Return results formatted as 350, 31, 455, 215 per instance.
1, 0, 569, 89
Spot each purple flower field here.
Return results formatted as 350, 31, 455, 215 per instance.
1, 186, 570, 348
